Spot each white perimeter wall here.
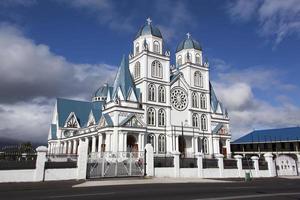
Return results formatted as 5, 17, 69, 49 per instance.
0, 169, 35, 183
44, 168, 77, 181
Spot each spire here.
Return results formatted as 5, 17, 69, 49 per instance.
112, 55, 136, 100
146, 17, 152, 25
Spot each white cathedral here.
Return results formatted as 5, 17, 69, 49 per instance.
48, 19, 231, 158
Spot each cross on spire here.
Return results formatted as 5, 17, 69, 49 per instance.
146, 17, 152, 25
186, 32, 191, 38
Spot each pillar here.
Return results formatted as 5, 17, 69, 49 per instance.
98, 134, 103, 152
77, 138, 89, 180
216, 154, 224, 177
92, 136, 96, 153
73, 140, 77, 154
264, 153, 276, 177
124, 132, 127, 151
195, 137, 199, 153
106, 133, 111, 152
68, 140, 72, 154
251, 156, 259, 177
173, 151, 181, 177
234, 155, 243, 177
175, 136, 179, 152
145, 144, 154, 176
141, 133, 144, 151
63, 142, 67, 154
226, 139, 232, 158
195, 152, 203, 177
34, 146, 48, 182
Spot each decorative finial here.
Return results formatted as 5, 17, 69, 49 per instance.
146, 17, 152, 25
186, 32, 191, 38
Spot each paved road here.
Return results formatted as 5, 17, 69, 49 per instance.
1, 178, 300, 200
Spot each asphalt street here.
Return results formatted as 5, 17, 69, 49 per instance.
0, 177, 300, 200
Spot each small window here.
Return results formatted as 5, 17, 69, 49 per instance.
177, 55, 182, 66
192, 92, 199, 108
201, 114, 207, 131
134, 62, 141, 79
158, 134, 166, 153
151, 60, 163, 78
195, 54, 201, 64
158, 85, 166, 103
200, 93, 206, 109
192, 113, 199, 127
203, 138, 209, 154
153, 41, 160, 53
135, 43, 140, 55
147, 108, 156, 126
158, 109, 166, 126
186, 52, 192, 62
148, 84, 156, 101
194, 71, 203, 87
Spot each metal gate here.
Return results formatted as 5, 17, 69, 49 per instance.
87, 151, 145, 178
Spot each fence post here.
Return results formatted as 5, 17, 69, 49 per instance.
77, 138, 89, 180
145, 144, 154, 177
297, 154, 300, 176
234, 155, 243, 177
216, 154, 224, 178
172, 151, 181, 177
264, 153, 276, 177
34, 146, 48, 182
251, 156, 259, 177
195, 152, 203, 178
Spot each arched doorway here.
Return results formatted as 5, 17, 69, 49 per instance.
179, 136, 186, 154
127, 135, 138, 152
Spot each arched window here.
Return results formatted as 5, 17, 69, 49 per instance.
147, 134, 155, 150
135, 43, 140, 55
134, 62, 140, 79
192, 113, 199, 127
147, 108, 155, 126
195, 54, 201, 64
151, 60, 163, 78
158, 134, 166, 153
186, 52, 192, 62
194, 71, 203, 87
158, 85, 166, 103
203, 137, 209, 154
192, 92, 199, 108
153, 41, 160, 53
148, 84, 156, 101
201, 114, 207, 131
158, 109, 166, 126
200, 93, 206, 109
177, 55, 182, 66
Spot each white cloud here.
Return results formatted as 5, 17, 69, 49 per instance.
0, 24, 117, 142
212, 60, 300, 140
227, 0, 300, 45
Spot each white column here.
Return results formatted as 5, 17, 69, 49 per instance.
173, 151, 181, 177
68, 141, 72, 154
251, 156, 259, 177
234, 155, 243, 177
77, 138, 89, 180
124, 132, 127, 151
195, 152, 203, 177
216, 154, 224, 178
34, 146, 48, 181
119, 132, 124, 151
92, 136, 96, 153
191, 137, 194, 154
63, 142, 67, 154
195, 137, 199, 153
264, 153, 276, 177
98, 134, 103, 152
226, 139, 231, 158
175, 136, 179, 152
73, 140, 77, 154
141, 133, 144, 151
106, 133, 111, 152
145, 144, 154, 176
138, 133, 141, 151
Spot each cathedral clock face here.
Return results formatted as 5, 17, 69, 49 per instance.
171, 87, 188, 111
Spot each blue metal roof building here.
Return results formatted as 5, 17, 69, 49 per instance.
233, 127, 300, 144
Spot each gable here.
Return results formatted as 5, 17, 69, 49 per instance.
120, 114, 144, 128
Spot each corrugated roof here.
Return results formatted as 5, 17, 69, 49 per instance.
233, 127, 300, 144
57, 98, 102, 128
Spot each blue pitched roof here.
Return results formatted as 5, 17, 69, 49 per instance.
136, 23, 162, 39
57, 98, 102, 128
210, 82, 219, 113
112, 55, 137, 100
103, 113, 113, 126
233, 127, 300, 144
176, 37, 202, 52
50, 124, 57, 140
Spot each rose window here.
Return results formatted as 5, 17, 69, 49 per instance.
171, 87, 188, 110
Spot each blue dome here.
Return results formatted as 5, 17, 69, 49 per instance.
135, 23, 162, 39
176, 37, 202, 53
94, 84, 109, 98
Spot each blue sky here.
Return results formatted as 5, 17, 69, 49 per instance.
0, 0, 299, 142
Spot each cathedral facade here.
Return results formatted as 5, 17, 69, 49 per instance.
48, 19, 231, 158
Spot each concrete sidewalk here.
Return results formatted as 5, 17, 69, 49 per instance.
73, 177, 233, 187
